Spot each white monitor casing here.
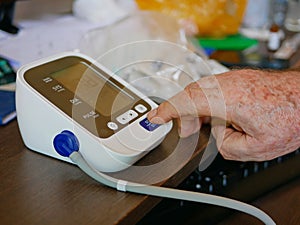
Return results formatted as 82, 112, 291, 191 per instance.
16, 52, 172, 172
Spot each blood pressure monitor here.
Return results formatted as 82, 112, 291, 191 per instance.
15, 52, 276, 225
16, 52, 172, 172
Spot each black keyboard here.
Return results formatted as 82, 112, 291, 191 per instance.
138, 149, 300, 225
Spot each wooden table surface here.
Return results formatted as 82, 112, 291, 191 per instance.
0, 119, 210, 225
1, 119, 299, 225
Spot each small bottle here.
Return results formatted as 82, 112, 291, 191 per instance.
268, 23, 281, 51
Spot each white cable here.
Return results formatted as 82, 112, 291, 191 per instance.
127, 185, 275, 225
70, 151, 276, 225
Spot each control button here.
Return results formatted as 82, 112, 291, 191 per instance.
107, 122, 118, 130
116, 110, 138, 125
134, 104, 147, 113
139, 118, 160, 131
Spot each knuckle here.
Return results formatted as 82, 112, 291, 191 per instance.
184, 81, 199, 101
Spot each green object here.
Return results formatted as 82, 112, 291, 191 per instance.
0, 58, 16, 85
197, 34, 258, 50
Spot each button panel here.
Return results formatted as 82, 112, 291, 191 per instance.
116, 109, 138, 125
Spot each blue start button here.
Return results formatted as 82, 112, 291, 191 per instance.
139, 118, 160, 131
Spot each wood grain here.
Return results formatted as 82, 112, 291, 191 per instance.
0, 120, 210, 225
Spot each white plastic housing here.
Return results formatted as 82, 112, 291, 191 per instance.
16, 52, 172, 172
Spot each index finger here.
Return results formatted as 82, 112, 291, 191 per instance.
147, 77, 225, 124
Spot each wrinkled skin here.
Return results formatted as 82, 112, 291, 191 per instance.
148, 68, 300, 161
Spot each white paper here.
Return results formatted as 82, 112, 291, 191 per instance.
0, 15, 107, 68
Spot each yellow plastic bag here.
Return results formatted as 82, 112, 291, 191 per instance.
135, 0, 247, 37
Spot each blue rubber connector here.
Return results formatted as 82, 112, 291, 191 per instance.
53, 130, 79, 157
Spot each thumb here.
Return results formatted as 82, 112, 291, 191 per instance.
212, 124, 249, 160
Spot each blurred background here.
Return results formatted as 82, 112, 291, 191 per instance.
1, 0, 299, 71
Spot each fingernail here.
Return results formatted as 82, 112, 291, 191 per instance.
150, 117, 164, 124
147, 109, 164, 124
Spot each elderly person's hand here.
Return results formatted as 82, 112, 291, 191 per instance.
147, 68, 300, 161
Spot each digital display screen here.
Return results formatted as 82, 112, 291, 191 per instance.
50, 62, 135, 116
